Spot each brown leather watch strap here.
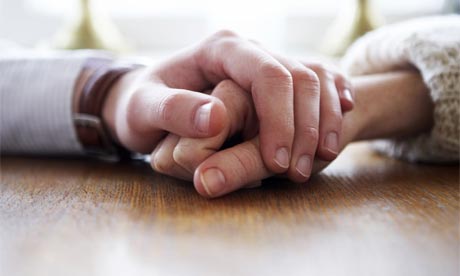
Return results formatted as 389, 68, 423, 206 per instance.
79, 65, 133, 117
74, 61, 139, 159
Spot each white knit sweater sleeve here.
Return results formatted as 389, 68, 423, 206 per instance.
341, 15, 460, 163
0, 46, 113, 155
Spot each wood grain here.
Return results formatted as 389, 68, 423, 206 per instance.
0, 142, 458, 276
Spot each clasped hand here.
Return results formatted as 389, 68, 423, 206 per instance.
101, 30, 353, 197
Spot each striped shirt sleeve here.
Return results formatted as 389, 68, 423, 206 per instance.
0, 50, 112, 155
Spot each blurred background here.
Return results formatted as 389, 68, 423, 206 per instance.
0, 0, 457, 58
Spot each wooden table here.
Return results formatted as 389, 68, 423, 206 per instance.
1, 142, 458, 276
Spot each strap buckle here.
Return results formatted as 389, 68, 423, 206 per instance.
74, 113, 120, 161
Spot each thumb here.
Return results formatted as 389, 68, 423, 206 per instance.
172, 80, 257, 173
124, 84, 227, 152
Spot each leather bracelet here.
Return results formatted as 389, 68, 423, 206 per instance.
74, 60, 139, 160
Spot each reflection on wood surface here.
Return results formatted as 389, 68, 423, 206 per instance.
1, 142, 458, 276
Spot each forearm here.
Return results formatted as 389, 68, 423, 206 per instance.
343, 70, 434, 144
311, 70, 434, 173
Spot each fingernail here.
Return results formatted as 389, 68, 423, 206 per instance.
325, 132, 339, 155
343, 88, 353, 103
195, 102, 212, 134
296, 155, 312, 178
200, 168, 226, 196
274, 147, 290, 169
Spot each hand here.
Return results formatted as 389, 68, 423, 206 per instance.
151, 77, 356, 197
187, 71, 433, 197
102, 30, 353, 173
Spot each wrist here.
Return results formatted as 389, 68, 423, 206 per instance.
345, 70, 433, 143
343, 77, 374, 143
74, 59, 141, 158
101, 67, 143, 146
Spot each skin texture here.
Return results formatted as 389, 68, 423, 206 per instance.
151, 70, 433, 198
101, 30, 353, 183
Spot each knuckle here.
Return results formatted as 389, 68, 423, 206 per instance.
158, 93, 184, 122
310, 63, 327, 74
291, 68, 320, 91
207, 30, 240, 51
214, 29, 238, 39
150, 154, 174, 174
258, 61, 292, 82
291, 67, 318, 82
173, 144, 195, 169
302, 127, 319, 144
214, 79, 238, 91
227, 144, 260, 185
217, 37, 239, 52
334, 72, 346, 83
335, 73, 352, 89
322, 70, 335, 82
311, 64, 335, 81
